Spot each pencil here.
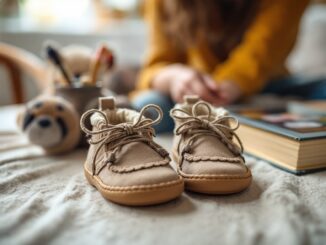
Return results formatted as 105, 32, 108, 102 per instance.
90, 45, 114, 85
46, 45, 72, 85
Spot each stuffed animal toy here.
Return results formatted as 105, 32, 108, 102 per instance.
17, 96, 80, 154
44, 41, 113, 89
51, 44, 93, 86
17, 42, 120, 155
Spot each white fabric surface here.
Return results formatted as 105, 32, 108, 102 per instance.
0, 106, 325, 245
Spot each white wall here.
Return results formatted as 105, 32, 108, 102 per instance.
0, 20, 147, 105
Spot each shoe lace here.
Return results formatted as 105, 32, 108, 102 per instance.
80, 104, 169, 175
170, 101, 244, 163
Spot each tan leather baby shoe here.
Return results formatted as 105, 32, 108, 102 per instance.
80, 97, 183, 206
170, 96, 252, 194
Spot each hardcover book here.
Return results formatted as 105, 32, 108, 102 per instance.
230, 101, 326, 174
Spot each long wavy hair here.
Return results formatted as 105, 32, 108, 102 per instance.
159, 0, 258, 61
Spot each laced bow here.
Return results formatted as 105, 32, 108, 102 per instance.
80, 104, 169, 175
170, 101, 244, 163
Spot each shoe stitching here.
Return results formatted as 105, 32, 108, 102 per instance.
84, 165, 183, 192
109, 159, 170, 173
178, 169, 252, 180
184, 153, 243, 163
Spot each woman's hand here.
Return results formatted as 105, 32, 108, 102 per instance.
202, 75, 243, 106
152, 64, 218, 103
151, 64, 242, 104
213, 81, 243, 106
169, 66, 220, 103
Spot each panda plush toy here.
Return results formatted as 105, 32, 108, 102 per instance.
16, 42, 116, 154
17, 96, 80, 154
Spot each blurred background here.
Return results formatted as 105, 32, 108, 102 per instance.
0, 0, 326, 105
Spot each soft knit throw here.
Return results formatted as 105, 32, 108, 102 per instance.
0, 106, 325, 245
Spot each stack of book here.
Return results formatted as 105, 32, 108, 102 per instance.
230, 100, 326, 174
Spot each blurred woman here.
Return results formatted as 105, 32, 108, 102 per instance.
132, 0, 319, 132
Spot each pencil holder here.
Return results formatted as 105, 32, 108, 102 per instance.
55, 85, 112, 146
55, 85, 104, 116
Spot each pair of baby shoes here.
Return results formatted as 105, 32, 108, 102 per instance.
80, 96, 252, 206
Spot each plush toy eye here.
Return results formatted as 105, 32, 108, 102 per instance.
57, 104, 64, 111
34, 102, 43, 109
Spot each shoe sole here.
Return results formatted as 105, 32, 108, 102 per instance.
84, 164, 184, 206
172, 152, 252, 194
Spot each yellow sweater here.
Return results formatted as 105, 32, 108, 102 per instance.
137, 0, 309, 96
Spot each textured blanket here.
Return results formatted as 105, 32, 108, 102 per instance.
0, 106, 325, 245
